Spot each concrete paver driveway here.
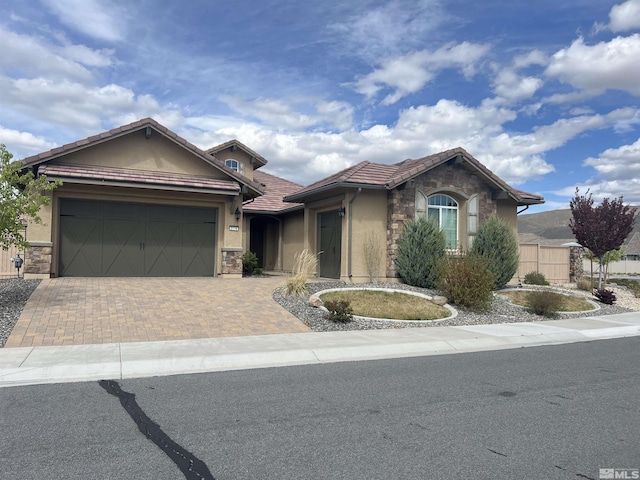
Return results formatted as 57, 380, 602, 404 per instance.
5, 277, 310, 347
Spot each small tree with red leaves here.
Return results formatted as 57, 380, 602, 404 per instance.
569, 189, 637, 288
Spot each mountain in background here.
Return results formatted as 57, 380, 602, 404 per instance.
518, 208, 640, 257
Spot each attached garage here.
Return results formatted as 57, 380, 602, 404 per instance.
59, 199, 217, 277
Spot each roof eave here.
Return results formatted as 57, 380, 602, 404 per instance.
43, 176, 241, 196
244, 204, 305, 215
284, 182, 386, 203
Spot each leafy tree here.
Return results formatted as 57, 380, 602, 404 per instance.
1, 144, 61, 250
569, 188, 637, 288
470, 215, 519, 289
585, 248, 624, 288
394, 216, 446, 288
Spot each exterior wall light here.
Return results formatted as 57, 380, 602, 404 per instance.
235, 207, 241, 221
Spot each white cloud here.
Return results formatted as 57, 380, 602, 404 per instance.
608, 0, 640, 33
0, 77, 180, 131
488, 50, 547, 105
0, 27, 96, 82
546, 35, 640, 96
354, 42, 490, 105
512, 50, 547, 69
60, 44, 115, 67
221, 96, 353, 131
553, 137, 640, 204
492, 68, 543, 103
583, 137, 640, 180
41, 0, 125, 42
329, 0, 448, 60
0, 125, 56, 156
177, 100, 640, 189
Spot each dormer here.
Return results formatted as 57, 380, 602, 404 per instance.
205, 140, 267, 182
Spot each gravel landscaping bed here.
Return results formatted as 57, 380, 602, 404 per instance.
0, 278, 41, 347
273, 281, 636, 332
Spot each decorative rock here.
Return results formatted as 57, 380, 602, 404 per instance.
308, 294, 324, 308
431, 295, 448, 306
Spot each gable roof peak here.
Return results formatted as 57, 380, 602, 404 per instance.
19, 117, 266, 198
205, 139, 268, 168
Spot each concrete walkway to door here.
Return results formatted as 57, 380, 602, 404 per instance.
5, 277, 310, 348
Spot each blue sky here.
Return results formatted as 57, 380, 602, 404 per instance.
1, 0, 640, 213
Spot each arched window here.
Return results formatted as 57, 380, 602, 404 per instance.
225, 159, 239, 172
416, 192, 458, 249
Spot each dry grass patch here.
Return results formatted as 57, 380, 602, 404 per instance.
501, 290, 594, 312
286, 249, 318, 296
319, 290, 451, 321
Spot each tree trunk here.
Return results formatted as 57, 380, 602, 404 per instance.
598, 255, 604, 289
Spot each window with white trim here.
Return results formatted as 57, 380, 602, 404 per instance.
416, 192, 458, 250
225, 159, 239, 172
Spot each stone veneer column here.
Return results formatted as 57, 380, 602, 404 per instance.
25, 241, 53, 277
569, 246, 584, 282
221, 247, 244, 277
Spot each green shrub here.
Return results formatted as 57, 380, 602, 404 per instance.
394, 217, 446, 288
576, 277, 593, 291
594, 288, 617, 305
324, 299, 353, 323
242, 251, 259, 276
470, 215, 519, 290
524, 271, 549, 286
437, 253, 494, 311
525, 291, 563, 318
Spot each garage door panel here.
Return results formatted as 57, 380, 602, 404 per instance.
102, 219, 142, 276
182, 223, 216, 276
103, 202, 143, 219
59, 200, 217, 277
59, 216, 102, 276
144, 220, 182, 276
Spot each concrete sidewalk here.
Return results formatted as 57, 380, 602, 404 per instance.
1, 312, 639, 388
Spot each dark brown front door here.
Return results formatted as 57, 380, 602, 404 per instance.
318, 210, 342, 279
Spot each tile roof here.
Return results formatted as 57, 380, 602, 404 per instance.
244, 170, 303, 213
284, 147, 544, 206
39, 164, 241, 193
625, 231, 640, 256
205, 139, 268, 168
21, 117, 265, 197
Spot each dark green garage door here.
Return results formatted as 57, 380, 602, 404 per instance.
59, 199, 217, 277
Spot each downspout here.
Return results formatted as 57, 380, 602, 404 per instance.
278, 217, 284, 271
348, 188, 362, 279
517, 205, 529, 215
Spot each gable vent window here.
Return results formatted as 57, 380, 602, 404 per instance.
225, 159, 239, 172
416, 191, 458, 250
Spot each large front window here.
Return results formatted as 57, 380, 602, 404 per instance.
417, 192, 458, 249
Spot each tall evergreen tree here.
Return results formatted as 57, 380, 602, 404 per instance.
394, 217, 446, 288
470, 215, 519, 290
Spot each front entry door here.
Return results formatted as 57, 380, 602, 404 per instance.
319, 210, 342, 279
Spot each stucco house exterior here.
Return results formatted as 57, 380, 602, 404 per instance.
18, 118, 543, 281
